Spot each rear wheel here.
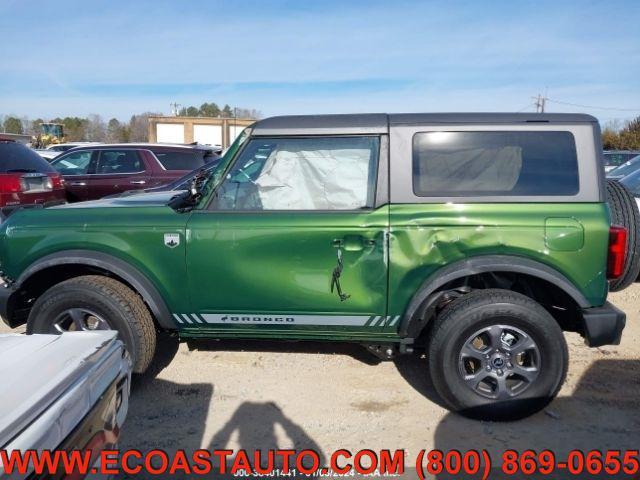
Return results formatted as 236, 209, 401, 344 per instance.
27, 275, 157, 373
606, 179, 640, 291
428, 289, 568, 420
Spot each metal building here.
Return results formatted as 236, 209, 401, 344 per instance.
148, 116, 255, 148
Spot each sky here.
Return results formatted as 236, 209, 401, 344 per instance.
0, 0, 639, 125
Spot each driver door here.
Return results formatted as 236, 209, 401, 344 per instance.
183, 134, 391, 340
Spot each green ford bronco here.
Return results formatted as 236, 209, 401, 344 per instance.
0, 113, 636, 419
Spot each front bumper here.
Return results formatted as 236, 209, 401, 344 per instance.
0, 284, 15, 327
581, 301, 626, 347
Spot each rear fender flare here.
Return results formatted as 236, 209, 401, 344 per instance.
399, 255, 591, 338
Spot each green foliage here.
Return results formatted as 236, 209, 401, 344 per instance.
199, 102, 220, 117
602, 116, 640, 150
106, 118, 130, 143
176, 102, 258, 118
2, 102, 259, 144
3, 116, 23, 134
178, 106, 200, 116
47, 116, 88, 141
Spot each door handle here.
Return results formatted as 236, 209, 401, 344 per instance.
130, 180, 147, 185
332, 235, 376, 251
69, 181, 86, 186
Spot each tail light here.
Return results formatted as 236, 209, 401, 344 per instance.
607, 225, 628, 279
0, 174, 24, 193
48, 173, 65, 188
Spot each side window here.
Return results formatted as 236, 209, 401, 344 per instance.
51, 150, 93, 175
96, 150, 143, 174
621, 171, 640, 196
214, 136, 379, 211
153, 150, 207, 170
412, 131, 579, 197
605, 153, 625, 167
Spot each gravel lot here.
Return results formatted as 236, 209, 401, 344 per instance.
2, 286, 638, 478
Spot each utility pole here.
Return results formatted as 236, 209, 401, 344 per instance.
532, 92, 548, 113
170, 102, 182, 116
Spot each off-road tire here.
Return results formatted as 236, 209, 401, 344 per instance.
606, 179, 640, 291
428, 289, 568, 421
27, 275, 156, 373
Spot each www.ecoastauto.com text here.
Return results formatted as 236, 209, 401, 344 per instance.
1, 448, 638, 477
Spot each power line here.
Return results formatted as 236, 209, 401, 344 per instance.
546, 98, 640, 112
516, 103, 536, 113
532, 93, 548, 113
170, 102, 182, 116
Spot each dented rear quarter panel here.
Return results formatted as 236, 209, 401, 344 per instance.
388, 202, 611, 315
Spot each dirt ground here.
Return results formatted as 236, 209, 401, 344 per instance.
2, 286, 639, 478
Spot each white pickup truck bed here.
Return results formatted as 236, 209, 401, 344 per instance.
0, 332, 131, 478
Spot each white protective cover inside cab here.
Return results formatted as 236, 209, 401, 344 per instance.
255, 146, 372, 210
416, 146, 523, 193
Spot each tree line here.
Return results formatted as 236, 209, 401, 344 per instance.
8, 108, 633, 149
176, 102, 260, 120
1, 104, 260, 143
0, 112, 161, 142
602, 116, 640, 150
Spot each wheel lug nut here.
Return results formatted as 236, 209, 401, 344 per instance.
497, 369, 503, 376
486, 365, 492, 371
507, 363, 513, 369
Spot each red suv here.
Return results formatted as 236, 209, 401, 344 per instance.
0, 139, 66, 218
50, 143, 218, 201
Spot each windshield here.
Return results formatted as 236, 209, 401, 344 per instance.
196, 127, 252, 205
0, 142, 56, 173
620, 169, 640, 196
166, 158, 222, 190
608, 155, 640, 177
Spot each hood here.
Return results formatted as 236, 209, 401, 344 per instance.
51, 190, 179, 209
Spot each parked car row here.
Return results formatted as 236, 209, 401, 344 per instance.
605, 152, 640, 211
1, 137, 223, 220
48, 143, 219, 201
4, 136, 640, 218
603, 150, 640, 172
0, 138, 66, 220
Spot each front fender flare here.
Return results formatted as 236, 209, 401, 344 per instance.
399, 255, 591, 338
16, 250, 176, 329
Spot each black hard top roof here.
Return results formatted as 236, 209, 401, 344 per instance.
252, 112, 598, 135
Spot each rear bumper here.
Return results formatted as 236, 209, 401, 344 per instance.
581, 302, 626, 347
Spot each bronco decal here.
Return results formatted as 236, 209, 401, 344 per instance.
172, 314, 402, 327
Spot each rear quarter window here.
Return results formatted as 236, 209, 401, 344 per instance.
152, 150, 208, 170
412, 131, 579, 197
0, 142, 56, 173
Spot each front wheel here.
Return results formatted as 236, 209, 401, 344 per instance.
27, 275, 157, 373
428, 289, 568, 420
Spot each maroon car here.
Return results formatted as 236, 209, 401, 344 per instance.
49, 143, 218, 201
0, 138, 66, 218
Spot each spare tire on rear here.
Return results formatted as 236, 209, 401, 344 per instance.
606, 179, 640, 291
